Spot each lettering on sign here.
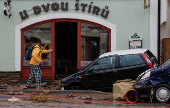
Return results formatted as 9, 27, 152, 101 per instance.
81, 61, 92, 66
19, 0, 110, 20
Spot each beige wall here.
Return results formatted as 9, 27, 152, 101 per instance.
160, 22, 167, 63
161, 22, 167, 40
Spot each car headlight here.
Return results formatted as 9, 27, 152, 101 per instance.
136, 72, 145, 81
140, 71, 151, 80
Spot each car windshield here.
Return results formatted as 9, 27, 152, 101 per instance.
162, 59, 170, 67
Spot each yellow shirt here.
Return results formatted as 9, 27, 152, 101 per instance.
29, 45, 49, 65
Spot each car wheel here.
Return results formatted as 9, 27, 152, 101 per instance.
69, 85, 82, 90
154, 84, 170, 103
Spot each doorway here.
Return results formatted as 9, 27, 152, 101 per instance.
55, 22, 77, 78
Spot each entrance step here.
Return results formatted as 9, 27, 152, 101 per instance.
20, 82, 47, 89
20, 80, 61, 90
52, 80, 61, 84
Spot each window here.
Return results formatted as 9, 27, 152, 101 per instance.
81, 22, 109, 66
120, 54, 145, 67
144, 50, 157, 66
90, 56, 116, 71
23, 23, 51, 66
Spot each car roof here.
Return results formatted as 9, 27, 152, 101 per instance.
99, 49, 148, 58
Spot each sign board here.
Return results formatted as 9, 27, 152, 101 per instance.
81, 61, 92, 66
144, 0, 150, 9
129, 33, 142, 49
19, 1, 110, 20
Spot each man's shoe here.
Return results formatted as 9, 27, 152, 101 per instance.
23, 86, 28, 90
23, 86, 33, 89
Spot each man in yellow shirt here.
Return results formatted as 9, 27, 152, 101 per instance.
24, 43, 53, 90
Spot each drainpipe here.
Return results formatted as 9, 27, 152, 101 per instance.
158, 0, 161, 65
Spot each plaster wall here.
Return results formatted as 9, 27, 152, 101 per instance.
0, 0, 151, 71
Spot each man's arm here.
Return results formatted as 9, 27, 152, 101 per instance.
42, 49, 53, 53
42, 50, 49, 53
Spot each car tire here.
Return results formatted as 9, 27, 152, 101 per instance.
153, 84, 170, 103
69, 85, 83, 90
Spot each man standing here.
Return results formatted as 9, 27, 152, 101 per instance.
24, 43, 53, 90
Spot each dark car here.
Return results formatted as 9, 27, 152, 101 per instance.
62, 49, 157, 91
134, 59, 170, 103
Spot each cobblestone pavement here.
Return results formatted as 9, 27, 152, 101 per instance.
0, 101, 168, 108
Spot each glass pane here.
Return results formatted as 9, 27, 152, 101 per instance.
90, 56, 115, 71
81, 22, 109, 66
144, 50, 157, 65
120, 54, 145, 67
23, 23, 51, 66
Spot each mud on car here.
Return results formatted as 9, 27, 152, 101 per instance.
134, 59, 170, 103
61, 49, 157, 91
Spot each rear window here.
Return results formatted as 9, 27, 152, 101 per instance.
144, 50, 157, 65
120, 54, 145, 67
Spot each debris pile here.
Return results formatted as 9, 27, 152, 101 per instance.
5, 91, 24, 95
66, 93, 108, 101
31, 95, 48, 103
8, 96, 21, 102
113, 79, 136, 100
44, 80, 61, 90
0, 73, 20, 89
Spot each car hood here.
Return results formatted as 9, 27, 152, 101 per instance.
149, 66, 163, 78
137, 66, 161, 81
62, 70, 84, 82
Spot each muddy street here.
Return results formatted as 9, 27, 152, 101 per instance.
0, 101, 169, 108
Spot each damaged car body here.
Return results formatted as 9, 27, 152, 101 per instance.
134, 59, 170, 103
62, 49, 157, 91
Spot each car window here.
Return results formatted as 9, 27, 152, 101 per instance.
120, 54, 145, 67
162, 59, 170, 67
90, 56, 116, 71
79, 58, 98, 72
144, 50, 157, 66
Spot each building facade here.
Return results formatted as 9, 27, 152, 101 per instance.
0, 0, 158, 80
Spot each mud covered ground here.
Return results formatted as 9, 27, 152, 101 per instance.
0, 93, 169, 108
0, 101, 168, 108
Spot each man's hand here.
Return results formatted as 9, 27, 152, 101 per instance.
49, 49, 53, 53
39, 60, 43, 64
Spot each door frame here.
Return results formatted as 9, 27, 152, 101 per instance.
52, 19, 111, 69
21, 19, 111, 80
21, 20, 54, 80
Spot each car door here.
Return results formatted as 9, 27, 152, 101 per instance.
118, 54, 148, 80
84, 55, 118, 90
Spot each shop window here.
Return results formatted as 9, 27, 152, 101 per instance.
81, 23, 109, 67
23, 23, 51, 66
